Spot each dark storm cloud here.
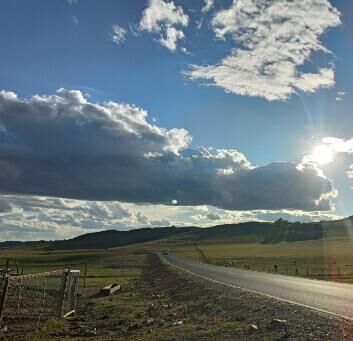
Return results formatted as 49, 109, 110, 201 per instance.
0, 89, 335, 211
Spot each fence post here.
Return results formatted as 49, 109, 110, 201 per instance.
72, 271, 80, 316
16, 278, 23, 314
83, 263, 87, 289
57, 270, 70, 318
0, 276, 9, 325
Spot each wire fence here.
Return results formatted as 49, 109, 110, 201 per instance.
0, 259, 88, 288
0, 269, 80, 338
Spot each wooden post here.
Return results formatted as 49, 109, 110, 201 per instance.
57, 270, 70, 318
0, 276, 9, 325
16, 278, 23, 314
83, 263, 87, 289
72, 271, 80, 316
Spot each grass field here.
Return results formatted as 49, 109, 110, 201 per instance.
0, 246, 295, 340
147, 235, 353, 283
1, 234, 353, 339
0, 246, 148, 339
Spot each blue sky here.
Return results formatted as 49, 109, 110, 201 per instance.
0, 0, 352, 240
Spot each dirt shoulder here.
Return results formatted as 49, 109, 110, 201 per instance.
54, 253, 353, 340
139, 254, 353, 340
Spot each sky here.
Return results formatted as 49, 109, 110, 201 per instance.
0, 0, 352, 241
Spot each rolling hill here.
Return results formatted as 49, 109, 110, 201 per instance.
1, 216, 352, 251
46, 226, 197, 250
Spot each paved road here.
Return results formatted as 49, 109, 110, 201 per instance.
161, 253, 353, 320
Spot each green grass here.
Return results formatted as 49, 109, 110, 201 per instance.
0, 247, 145, 290
1, 234, 353, 339
0, 246, 148, 339
149, 236, 353, 283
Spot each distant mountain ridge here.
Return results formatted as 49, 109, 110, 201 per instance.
47, 226, 196, 250
1, 216, 352, 250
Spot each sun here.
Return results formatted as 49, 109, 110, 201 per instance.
311, 145, 334, 165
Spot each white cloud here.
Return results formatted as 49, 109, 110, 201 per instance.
72, 16, 79, 25
336, 90, 346, 102
321, 137, 353, 154
150, 218, 171, 226
190, 205, 341, 227
195, 18, 203, 30
139, 0, 189, 52
159, 25, 184, 51
111, 25, 127, 45
0, 195, 166, 241
129, 23, 141, 37
186, 0, 340, 101
67, 0, 78, 5
202, 0, 214, 13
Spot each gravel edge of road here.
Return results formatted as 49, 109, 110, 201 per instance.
158, 253, 353, 340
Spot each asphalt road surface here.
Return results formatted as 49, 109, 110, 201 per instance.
160, 253, 353, 320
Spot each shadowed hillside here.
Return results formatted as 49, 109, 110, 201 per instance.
159, 219, 324, 245
46, 226, 197, 250
1, 216, 353, 251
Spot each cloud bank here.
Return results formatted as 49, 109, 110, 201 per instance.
0, 194, 165, 241
0, 89, 335, 211
186, 0, 340, 101
0, 195, 340, 242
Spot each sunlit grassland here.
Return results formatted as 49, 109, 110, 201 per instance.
0, 246, 151, 338
148, 236, 353, 283
2, 234, 353, 338
0, 246, 146, 293
3, 232, 353, 284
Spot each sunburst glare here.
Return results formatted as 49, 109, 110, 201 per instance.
311, 145, 334, 165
